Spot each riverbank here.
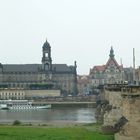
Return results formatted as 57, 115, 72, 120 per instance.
0, 123, 114, 140
0, 121, 94, 127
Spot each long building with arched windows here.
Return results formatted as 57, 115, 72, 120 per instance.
0, 40, 77, 99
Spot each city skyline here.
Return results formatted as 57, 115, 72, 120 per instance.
0, 0, 140, 75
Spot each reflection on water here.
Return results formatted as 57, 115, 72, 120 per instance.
0, 108, 96, 123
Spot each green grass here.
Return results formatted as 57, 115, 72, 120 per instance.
0, 126, 114, 140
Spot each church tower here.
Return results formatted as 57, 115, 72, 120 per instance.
42, 39, 52, 71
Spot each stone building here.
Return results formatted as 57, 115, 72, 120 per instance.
135, 67, 140, 85
0, 39, 77, 96
0, 89, 60, 100
123, 66, 140, 85
123, 67, 134, 84
0, 89, 25, 100
89, 47, 123, 87
77, 75, 91, 95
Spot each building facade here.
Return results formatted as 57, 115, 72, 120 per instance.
135, 67, 140, 85
123, 67, 134, 84
0, 40, 77, 96
77, 75, 91, 95
89, 47, 123, 87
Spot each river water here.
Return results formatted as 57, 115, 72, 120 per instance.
0, 107, 96, 124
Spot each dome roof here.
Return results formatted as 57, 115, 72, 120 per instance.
42, 39, 51, 49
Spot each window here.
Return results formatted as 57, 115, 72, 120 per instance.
45, 53, 48, 57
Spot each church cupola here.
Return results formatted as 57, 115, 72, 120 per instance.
42, 39, 52, 71
109, 46, 115, 58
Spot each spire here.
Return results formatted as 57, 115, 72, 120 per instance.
109, 46, 115, 58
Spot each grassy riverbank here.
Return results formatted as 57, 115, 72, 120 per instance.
0, 123, 114, 140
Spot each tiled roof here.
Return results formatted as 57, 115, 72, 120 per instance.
77, 75, 89, 84
3, 64, 41, 72
52, 64, 75, 73
90, 65, 105, 74
94, 65, 106, 71
90, 58, 122, 74
2, 64, 75, 73
105, 58, 122, 71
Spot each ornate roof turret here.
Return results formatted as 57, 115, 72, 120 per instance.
42, 38, 51, 49
109, 46, 115, 58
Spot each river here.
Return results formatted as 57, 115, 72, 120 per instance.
0, 107, 96, 124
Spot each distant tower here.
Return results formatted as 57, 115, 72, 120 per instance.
133, 48, 136, 83
73, 61, 78, 96
42, 39, 52, 71
109, 46, 115, 58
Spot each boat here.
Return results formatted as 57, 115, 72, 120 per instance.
0, 100, 51, 110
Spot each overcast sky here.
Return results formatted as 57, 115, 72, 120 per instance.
0, 0, 140, 74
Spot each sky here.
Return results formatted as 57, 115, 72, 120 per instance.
0, 0, 140, 75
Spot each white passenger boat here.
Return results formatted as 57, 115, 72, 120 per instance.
0, 100, 51, 110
